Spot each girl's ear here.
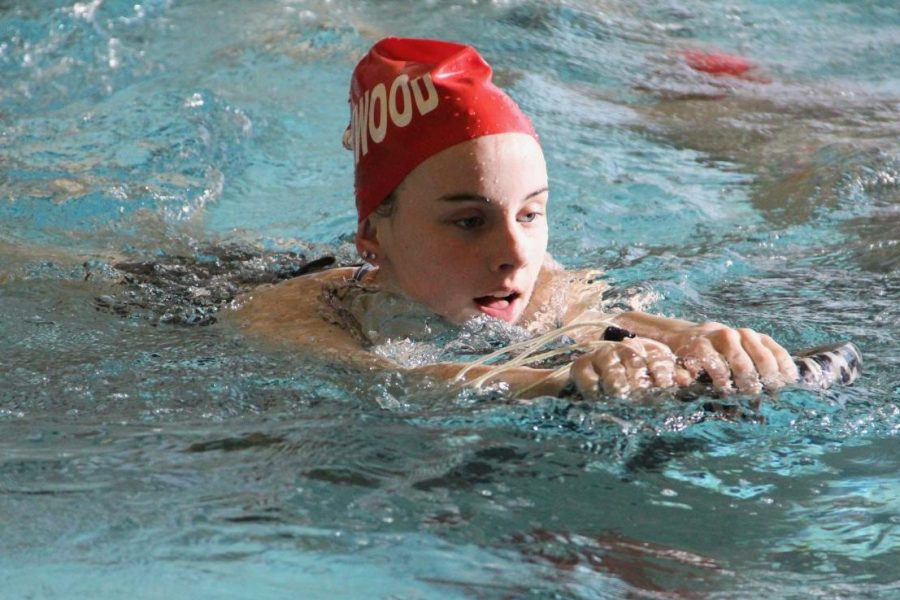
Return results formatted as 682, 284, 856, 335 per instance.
355, 218, 382, 263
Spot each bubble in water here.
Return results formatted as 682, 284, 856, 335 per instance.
184, 92, 205, 108
107, 38, 121, 69
72, 0, 103, 22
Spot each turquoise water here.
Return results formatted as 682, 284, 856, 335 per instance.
2, 1, 898, 598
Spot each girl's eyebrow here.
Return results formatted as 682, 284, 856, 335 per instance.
438, 187, 549, 204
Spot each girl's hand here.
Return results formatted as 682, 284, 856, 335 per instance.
571, 337, 694, 398
662, 322, 798, 393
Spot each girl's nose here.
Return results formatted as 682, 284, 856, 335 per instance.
491, 222, 529, 273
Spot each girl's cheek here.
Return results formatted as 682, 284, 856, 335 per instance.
435, 239, 468, 258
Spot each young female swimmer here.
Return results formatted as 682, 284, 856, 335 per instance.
234, 38, 798, 399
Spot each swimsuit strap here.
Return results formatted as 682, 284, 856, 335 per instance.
351, 262, 375, 282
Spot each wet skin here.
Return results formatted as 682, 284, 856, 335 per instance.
236, 133, 797, 398
357, 133, 549, 325
353, 132, 797, 396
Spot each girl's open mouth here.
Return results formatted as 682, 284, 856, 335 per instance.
474, 292, 521, 321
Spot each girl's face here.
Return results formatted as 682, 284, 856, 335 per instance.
361, 133, 549, 324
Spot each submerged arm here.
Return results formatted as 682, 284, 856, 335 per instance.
412, 362, 569, 399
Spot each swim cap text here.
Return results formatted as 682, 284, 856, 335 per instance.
351, 73, 439, 164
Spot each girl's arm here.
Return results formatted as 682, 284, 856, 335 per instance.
550, 264, 799, 393
411, 362, 569, 399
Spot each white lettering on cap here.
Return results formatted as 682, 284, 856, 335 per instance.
351, 89, 369, 163
368, 82, 388, 144
409, 74, 438, 115
388, 74, 412, 127
351, 73, 440, 164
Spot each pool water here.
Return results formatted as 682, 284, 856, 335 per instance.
2, 1, 898, 598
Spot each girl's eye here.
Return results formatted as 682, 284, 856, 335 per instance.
519, 212, 541, 223
454, 216, 484, 230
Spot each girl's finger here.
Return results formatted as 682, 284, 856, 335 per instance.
678, 337, 733, 391
618, 344, 651, 392
629, 338, 677, 388
645, 348, 676, 388
736, 328, 780, 388
760, 333, 799, 384
593, 349, 630, 397
571, 353, 601, 397
673, 366, 695, 387
708, 328, 760, 393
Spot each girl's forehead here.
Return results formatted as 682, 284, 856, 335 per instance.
403, 133, 547, 189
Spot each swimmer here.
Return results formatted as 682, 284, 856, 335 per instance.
234, 37, 799, 399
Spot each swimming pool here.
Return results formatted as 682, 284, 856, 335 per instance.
2, 0, 898, 597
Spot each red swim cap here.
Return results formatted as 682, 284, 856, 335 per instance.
346, 37, 538, 222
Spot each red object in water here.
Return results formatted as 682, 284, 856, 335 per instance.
682, 49, 755, 77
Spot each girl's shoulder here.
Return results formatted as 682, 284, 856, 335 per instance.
225, 266, 386, 365
240, 265, 359, 311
